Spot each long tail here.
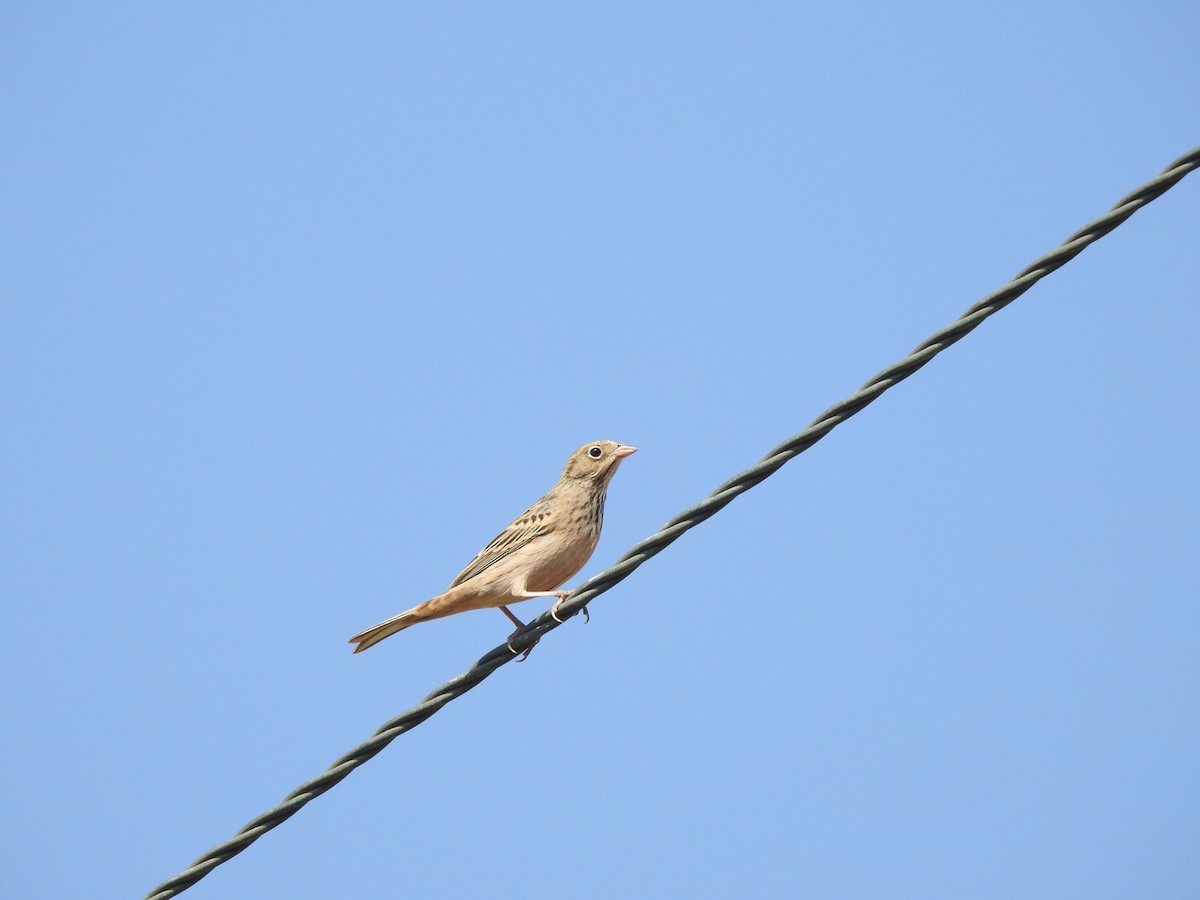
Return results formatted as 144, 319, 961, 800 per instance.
349, 590, 474, 653
348, 608, 424, 653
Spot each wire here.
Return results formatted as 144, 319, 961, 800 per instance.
146, 146, 1200, 899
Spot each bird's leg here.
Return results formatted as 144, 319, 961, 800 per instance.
510, 587, 576, 624
500, 606, 537, 661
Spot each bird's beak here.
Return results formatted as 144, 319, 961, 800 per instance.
614, 445, 638, 458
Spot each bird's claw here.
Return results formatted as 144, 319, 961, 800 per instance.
550, 598, 589, 624
507, 631, 537, 661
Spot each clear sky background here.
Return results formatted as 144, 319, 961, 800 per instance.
3, 4, 1198, 899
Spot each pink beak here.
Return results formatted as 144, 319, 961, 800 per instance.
614, 445, 638, 458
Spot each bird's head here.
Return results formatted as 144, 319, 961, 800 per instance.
561, 440, 637, 484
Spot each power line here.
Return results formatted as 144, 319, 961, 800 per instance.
146, 146, 1200, 900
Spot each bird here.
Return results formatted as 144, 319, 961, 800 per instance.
349, 440, 637, 655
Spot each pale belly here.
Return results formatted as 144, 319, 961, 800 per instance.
523, 530, 598, 592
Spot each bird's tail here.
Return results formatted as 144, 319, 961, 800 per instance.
348, 604, 427, 654
348, 585, 492, 657
349, 588, 486, 653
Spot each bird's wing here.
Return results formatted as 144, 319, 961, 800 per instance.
447, 501, 556, 589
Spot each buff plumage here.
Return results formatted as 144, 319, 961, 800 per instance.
349, 440, 636, 653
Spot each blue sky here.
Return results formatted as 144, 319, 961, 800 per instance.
3, 4, 1198, 899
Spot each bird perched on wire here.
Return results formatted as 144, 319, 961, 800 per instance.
349, 440, 637, 655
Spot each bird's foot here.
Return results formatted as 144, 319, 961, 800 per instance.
501, 606, 538, 660
550, 593, 568, 623
507, 629, 538, 662
550, 592, 588, 624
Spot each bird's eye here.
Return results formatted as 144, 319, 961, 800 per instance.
588, 445, 603, 459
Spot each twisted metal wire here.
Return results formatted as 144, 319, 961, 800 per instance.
146, 146, 1200, 900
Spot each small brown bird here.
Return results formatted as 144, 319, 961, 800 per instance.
349, 440, 637, 654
